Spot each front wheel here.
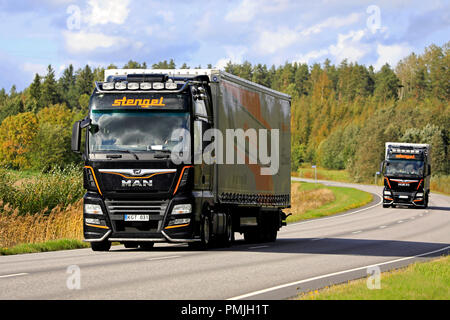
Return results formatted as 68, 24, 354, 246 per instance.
91, 240, 111, 252
190, 215, 212, 250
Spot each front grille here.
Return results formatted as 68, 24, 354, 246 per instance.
105, 199, 169, 233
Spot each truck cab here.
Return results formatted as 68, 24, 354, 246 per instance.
381, 143, 431, 208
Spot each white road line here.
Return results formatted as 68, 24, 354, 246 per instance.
228, 245, 450, 300
397, 220, 404, 223
379, 225, 387, 229
352, 231, 362, 234
146, 256, 180, 261
311, 238, 324, 241
248, 246, 269, 250
0, 273, 28, 279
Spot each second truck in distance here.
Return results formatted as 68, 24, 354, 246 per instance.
381, 142, 431, 208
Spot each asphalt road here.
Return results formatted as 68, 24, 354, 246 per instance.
0, 178, 449, 300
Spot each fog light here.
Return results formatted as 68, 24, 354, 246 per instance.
153, 82, 164, 90
85, 218, 100, 225
103, 82, 114, 90
168, 218, 190, 226
115, 82, 127, 90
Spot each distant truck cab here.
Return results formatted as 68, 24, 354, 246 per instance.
71, 69, 291, 251
381, 142, 431, 208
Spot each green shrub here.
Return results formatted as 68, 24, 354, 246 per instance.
0, 165, 83, 215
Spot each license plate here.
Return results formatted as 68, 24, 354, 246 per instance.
125, 214, 150, 222
399, 195, 408, 199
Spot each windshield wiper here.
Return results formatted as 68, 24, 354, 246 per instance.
104, 150, 140, 160
153, 150, 171, 159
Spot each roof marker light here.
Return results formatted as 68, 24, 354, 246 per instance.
165, 82, 177, 90
127, 82, 139, 90
103, 83, 114, 90
140, 82, 152, 90
153, 82, 164, 90
115, 82, 127, 90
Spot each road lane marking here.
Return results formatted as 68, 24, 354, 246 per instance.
397, 220, 403, 223
228, 245, 450, 300
146, 256, 180, 261
248, 246, 269, 250
311, 238, 324, 241
0, 273, 28, 279
352, 231, 362, 234
379, 225, 387, 229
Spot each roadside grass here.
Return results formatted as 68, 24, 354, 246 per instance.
297, 255, 450, 300
294, 166, 352, 183
0, 239, 89, 256
286, 182, 373, 223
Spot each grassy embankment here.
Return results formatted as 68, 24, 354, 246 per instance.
1, 169, 372, 255
294, 166, 450, 195
297, 255, 450, 300
286, 181, 373, 223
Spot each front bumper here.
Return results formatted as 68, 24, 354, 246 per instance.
83, 193, 201, 243
382, 190, 426, 207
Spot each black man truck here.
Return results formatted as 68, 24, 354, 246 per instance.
381, 142, 431, 208
71, 69, 291, 251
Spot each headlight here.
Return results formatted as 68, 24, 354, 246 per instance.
171, 204, 192, 215
416, 193, 424, 197
384, 190, 392, 195
84, 204, 103, 215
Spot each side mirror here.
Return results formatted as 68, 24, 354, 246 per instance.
71, 121, 81, 153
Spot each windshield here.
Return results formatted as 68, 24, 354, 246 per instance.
89, 110, 190, 153
385, 159, 424, 176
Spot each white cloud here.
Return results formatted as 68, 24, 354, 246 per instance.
295, 49, 329, 64
300, 12, 363, 36
329, 29, 370, 63
225, 0, 289, 23
21, 62, 47, 76
63, 31, 129, 53
215, 46, 248, 69
86, 0, 131, 26
157, 10, 175, 23
256, 27, 299, 55
373, 43, 413, 70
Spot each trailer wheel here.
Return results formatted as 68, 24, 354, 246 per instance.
90, 240, 111, 252
217, 213, 234, 247
140, 242, 155, 250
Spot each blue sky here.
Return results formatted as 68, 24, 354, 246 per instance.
0, 0, 448, 91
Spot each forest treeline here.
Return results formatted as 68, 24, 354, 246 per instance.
0, 43, 448, 182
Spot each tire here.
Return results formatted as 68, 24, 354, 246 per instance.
140, 242, 155, 250
123, 242, 139, 249
264, 228, 277, 242
217, 213, 234, 247
244, 230, 260, 243
91, 240, 111, 252
190, 215, 212, 250
424, 193, 429, 209
382, 204, 390, 208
